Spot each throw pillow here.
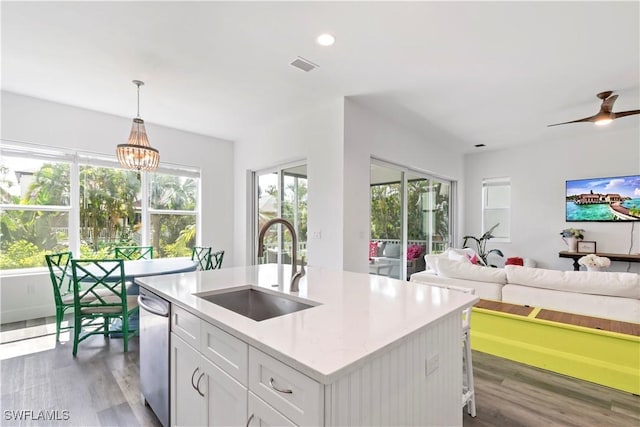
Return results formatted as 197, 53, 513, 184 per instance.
424, 253, 444, 271
447, 249, 471, 263
369, 241, 379, 259
505, 257, 524, 266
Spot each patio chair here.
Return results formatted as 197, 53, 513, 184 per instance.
210, 250, 225, 270
45, 252, 74, 341
70, 259, 139, 356
191, 246, 212, 270
114, 246, 153, 260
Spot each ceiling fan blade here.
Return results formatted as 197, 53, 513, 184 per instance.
612, 109, 640, 119
547, 115, 597, 127
601, 94, 618, 112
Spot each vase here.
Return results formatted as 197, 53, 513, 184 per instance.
563, 236, 581, 252
586, 266, 602, 272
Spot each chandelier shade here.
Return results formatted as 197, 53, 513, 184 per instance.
116, 80, 160, 171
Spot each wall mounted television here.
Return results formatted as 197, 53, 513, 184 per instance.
566, 175, 640, 222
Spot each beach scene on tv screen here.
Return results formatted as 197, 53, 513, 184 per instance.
566, 175, 640, 221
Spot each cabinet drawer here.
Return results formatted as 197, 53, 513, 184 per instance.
171, 305, 200, 349
200, 320, 248, 386
248, 392, 296, 427
249, 347, 323, 426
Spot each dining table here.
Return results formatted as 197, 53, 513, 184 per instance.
123, 257, 199, 293
88, 257, 199, 333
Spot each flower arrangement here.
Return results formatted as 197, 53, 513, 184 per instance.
578, 254, 611, 268
560, 228, 585, 239
406, 244, 425, 260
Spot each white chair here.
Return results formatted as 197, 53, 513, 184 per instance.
421, 282, 477, 417
453, 285, 477, 418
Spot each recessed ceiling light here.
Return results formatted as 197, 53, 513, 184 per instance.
316, 33, 335, 46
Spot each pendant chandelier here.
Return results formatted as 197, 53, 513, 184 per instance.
116, 80, 160, 172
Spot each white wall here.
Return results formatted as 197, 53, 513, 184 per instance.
343, 98, 465, 274
1, 91, 234, 322
232, 97, 467, 276
232, 98, 345, 269
464, 124, 640, 272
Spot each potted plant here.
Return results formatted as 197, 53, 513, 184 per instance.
462, 223, 504, 267
560, 228, 585, 252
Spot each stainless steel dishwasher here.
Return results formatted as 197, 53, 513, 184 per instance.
138, 287, 170, 427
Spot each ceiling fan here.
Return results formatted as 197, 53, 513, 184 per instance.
547, 91, 640, 127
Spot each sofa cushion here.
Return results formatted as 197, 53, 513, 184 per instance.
382, 243, 401, 258
505, 265, 640, 299
410, 271, 503, 300
436, 258, 507, 284
502, 284, 640, 323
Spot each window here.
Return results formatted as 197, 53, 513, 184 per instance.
1, 148, 72, 269
79, 163, 142, 258
148, 171, 199, 258
482, 177, 510, 241
370, 160, 455, 280
253, 163, 307, 265
0, 141, 200, 271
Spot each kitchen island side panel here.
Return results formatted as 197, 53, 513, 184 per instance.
325, 312, 462, 426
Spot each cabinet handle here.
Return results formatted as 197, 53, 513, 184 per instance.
196, 372, 205, 397
245, 413, 254, 427
269, 377, 293, 394
191, 367, 200, 391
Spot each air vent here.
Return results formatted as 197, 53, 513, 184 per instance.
290, 57, 318, 72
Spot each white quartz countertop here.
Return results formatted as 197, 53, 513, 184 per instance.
135, 264, 478, 383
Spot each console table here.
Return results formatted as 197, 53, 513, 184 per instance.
558, 251, 640, 271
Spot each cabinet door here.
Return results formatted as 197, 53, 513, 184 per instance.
171, 333, 206, 426
248, 392, 296, 427
201, 357, 248, 427
249, 347, 323, 426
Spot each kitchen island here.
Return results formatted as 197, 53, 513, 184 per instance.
136, 264, 478, 426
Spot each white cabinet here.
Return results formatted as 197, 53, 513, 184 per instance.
170, 306, 324, 426
169, 301, 461, 426
171, 305, 200, 348
249, 347, 323, 426
170, 333, 206, 426
202, 356, 248, 426
248, 392, 296, 427
171, 333, 248, 427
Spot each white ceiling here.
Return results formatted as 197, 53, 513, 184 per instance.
2, 1, 639, 153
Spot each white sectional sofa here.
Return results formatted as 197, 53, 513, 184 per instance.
410, 256, 640, 324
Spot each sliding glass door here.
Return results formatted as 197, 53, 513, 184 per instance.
370, 160, 453, 280
254, 163, 307, 265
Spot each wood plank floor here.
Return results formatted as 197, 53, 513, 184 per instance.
1, 322, 638, 426
465, 351, 640, 427
0, 331, 162, 427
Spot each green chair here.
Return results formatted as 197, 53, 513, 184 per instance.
70, 259, 139, 356
114, 246, 153, 260
45, 252, 74, 341
211, 250, 225, 270
191, 246, 212, 270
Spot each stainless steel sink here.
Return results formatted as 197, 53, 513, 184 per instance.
195, 287, 316, 321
